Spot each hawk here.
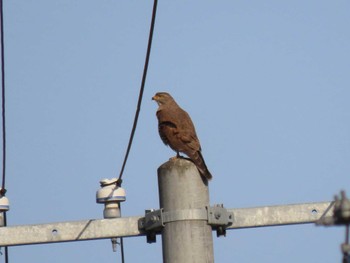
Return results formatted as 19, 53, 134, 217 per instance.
152, 92, 212, 180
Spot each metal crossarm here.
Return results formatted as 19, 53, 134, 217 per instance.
0, 216, 144, 246
0, 201, 332, 247
227, 202, 332, 229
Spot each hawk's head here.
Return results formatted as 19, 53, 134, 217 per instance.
152, 92, 174, 106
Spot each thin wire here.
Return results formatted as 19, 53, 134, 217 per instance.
3, 213, 8, 263
0, 0, 6, 194
118, 205, 125, 263
117, 0, 158, 185
0, 1, 8, 262
119, 237, 125, 263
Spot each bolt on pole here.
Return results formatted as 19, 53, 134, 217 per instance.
157, 158, 214, 263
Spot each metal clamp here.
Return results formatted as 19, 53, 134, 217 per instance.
316, 191, 350, 226
316, 191, 350, 263
207, 204, 234, 237
139, 204, 234, 243
138, 209, 164, 243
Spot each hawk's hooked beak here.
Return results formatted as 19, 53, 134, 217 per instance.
152, 95, 162, 106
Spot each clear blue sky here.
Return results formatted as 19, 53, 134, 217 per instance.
2, 1, 350, 262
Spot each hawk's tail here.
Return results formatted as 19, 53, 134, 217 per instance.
191, 151, 213, 180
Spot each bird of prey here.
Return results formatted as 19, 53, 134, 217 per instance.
152, 92, 212, 180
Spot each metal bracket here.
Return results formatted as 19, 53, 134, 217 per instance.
342, 243, 350, 256
316, 191, 350, 263
138, 205, 234, 242
207, 204, 234, 237
316, 191, 350, 226
143, 209, 164, 231
138, 209, 164, 243
207, 205, 234, 225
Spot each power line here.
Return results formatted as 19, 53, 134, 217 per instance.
117, 0, 158, 186
0, 0, 8, 262
0, 0, 5, 194
116, 1, 158, 262
118, 205, 125, 263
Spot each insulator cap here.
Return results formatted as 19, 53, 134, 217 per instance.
96, 178, 126, 204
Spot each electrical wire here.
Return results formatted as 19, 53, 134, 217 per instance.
118, 205, 125, 263
0, 0, 8, 262
116, 1, 158, 262
117, 0, 158, 186
0, 0, 5, 194
119, 237, 125, 263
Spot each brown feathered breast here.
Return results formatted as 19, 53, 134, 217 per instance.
152, 92, 212, 180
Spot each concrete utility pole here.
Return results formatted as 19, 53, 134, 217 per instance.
158, 158, 214, 263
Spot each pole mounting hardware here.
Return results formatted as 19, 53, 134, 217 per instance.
316, 191, 350, 226
207, 204, 234, 237
138, 209, 164, 243
316, 191, 350, 263
139, 205, 234, 242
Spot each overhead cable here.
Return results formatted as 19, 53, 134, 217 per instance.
117, 0, 158, 186
0, 1, 9, 263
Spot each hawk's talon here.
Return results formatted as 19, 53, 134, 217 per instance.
169, 154, 183, 161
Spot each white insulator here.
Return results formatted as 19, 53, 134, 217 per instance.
0, 190, 9, 212
96, 178, 126, 219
